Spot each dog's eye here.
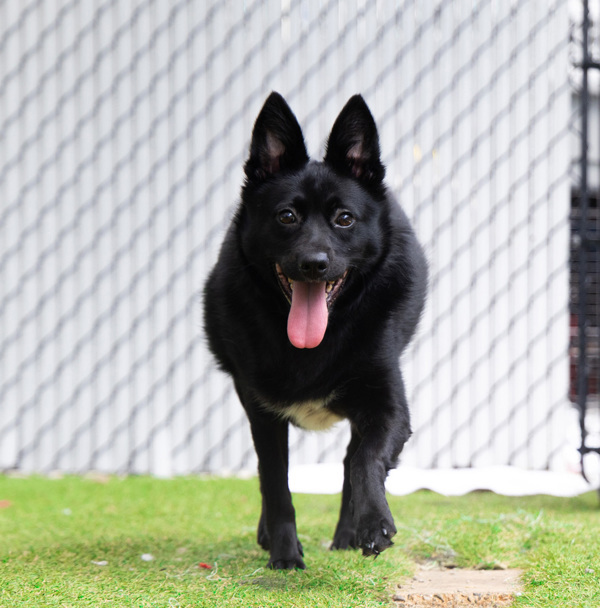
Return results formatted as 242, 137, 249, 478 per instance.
279, 210, 297, 225
335, 212, 355, 227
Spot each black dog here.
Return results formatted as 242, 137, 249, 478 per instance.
204, 93, 427, 569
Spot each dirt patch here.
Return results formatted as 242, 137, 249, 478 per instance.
393, 566, 523, 607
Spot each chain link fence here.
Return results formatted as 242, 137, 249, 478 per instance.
0, 0, 574, 475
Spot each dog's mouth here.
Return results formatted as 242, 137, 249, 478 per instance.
275, 265, 347, 308
276, 264, 348, 350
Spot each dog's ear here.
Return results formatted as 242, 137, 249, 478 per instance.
244, 92, 309, 184
324, 95, 385, 187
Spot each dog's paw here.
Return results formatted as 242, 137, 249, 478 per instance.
330, 527, 357, 550
267, 554, 306, 570
267, 539, 305, 570
356, 518, 396, 557
265, 525, 305, 570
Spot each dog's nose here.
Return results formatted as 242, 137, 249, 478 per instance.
299, 252, 329, 280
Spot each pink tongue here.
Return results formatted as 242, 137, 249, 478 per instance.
287, 281, 328, 349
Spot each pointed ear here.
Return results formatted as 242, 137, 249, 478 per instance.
244, 92, 309, 184
324, 95, 385, 187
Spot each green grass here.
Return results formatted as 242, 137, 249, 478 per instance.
0, 475, 599, 607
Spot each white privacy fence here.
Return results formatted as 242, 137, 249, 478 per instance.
0, 0, 574, 475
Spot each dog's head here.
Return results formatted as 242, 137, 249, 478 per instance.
238, 92, 389, 349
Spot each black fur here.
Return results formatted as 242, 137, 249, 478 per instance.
203, 92, 427, 569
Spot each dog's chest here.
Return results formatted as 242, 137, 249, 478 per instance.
263, 397, 343, 431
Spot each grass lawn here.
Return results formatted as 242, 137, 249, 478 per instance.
0, 475, 599, 607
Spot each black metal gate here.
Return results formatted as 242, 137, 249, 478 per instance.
571, 0, 600, 485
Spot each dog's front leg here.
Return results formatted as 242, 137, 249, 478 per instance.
331, 430, 360, 550
245, 406, 305, 570
345, 378, 411, 557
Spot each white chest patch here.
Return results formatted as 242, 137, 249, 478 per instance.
263, 397, 343, 431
